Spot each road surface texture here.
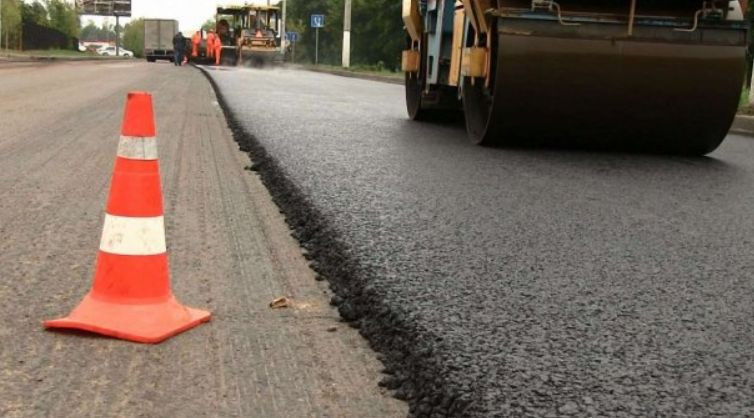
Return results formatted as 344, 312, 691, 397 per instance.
206, 67, 754, 417
0, 61, 405, 417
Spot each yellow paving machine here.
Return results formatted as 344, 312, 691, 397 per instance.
238, 4, 284, 67
213, 4, 284, 67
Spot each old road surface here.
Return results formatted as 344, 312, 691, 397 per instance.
205, 66, 754, 417
0, 61, 405, 417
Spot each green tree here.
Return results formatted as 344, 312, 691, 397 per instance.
80, 20, 99, 41
351, 0, 402, 70
285, 0, 403, 69
1, 0, 23, 50
123, 18, 144, 57
21, 1, 49, 26
45, 0, 79, 40
286, 0, 342, 65
201, 18, 216, 31
80, 20, 116, 42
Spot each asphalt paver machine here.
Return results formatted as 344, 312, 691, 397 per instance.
214, 5, 247, 66
213, 4, 283, 67
238, 4, 284, 67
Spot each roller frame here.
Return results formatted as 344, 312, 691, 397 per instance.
404, 0, 463, 119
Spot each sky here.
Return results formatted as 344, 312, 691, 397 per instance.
73, 0, 221, 32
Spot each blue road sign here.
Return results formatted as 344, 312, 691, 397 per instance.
311, 14, 325, 28
286, 32, 299, 43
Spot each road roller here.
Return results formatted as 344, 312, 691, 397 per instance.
402, 1, 750, 154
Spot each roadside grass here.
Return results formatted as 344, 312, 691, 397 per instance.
22, 49, 93, 57
305, 63, 403, 80
740, 87, 754, 115
0, 49, 127, 60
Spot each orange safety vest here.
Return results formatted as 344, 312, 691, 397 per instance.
206, 33, 216, 57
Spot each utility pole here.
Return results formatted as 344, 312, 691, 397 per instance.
750, 65, 754, 106
1, 0, 4, 51
342, 0, 351, 68
281, 0, 286, 57
115, 15, 120, 56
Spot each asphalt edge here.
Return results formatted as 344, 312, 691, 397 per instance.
731, 115, 754, 136
196, 65, 473, 417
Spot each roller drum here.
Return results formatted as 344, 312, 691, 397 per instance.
466, 18, 747, 155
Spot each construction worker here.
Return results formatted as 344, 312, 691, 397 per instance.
214, 34, 223, 65
172, 31, 185, 66
206, 31, 217, 60
217, 19, 230, 39
191, 30, 201, 59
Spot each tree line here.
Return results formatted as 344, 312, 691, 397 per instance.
284, 0, 403, 70
1, 0, 78, 50
79, 18, 144, 57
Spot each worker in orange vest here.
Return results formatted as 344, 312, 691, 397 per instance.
214, 34, 223, 65
191, 31, 201, 59
206, 31, 216, 60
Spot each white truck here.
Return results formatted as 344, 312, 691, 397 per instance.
144, 19, 179, 63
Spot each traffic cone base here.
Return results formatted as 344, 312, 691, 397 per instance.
44, 293, 210, 344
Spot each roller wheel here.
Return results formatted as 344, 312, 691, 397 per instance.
462, 22, 500, 146
406, 73, 424, 120
405, 35, 432, 121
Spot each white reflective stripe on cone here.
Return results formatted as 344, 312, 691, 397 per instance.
100, 214, 167, 256
117, 136, 158, 160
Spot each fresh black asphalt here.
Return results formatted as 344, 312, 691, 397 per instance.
205, 66, 754, 417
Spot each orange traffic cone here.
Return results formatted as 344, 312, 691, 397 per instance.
44, 91, 211, 343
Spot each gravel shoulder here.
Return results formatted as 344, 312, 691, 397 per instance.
0, 61, 405, 417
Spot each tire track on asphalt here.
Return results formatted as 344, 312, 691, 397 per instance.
193, 100, 246, 416
171, 84, 242, 416
198, 102, 245, 417
0, 64, 127, 159
204, 112, 280, 417
4, 119, 117, 416
0, 66, 139, 231
192, 117, 234, 416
